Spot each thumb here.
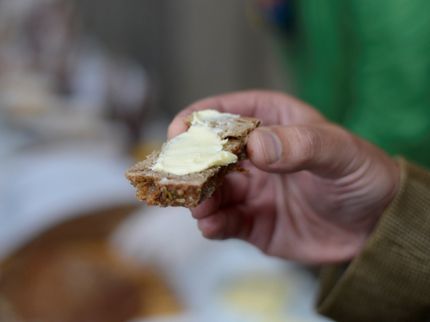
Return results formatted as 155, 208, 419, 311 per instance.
247, 124, 364, 177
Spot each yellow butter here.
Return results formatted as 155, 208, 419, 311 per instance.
151, 110, 239, 175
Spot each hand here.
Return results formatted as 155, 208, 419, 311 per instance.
168, 91, 400, 264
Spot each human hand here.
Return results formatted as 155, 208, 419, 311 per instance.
168, 91, 400, 264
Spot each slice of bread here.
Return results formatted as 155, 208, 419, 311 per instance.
126, 114, 260, 207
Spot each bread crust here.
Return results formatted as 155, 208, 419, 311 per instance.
126, 116, 260, 207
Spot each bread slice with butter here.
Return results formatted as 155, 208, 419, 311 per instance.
126, 110, 260, 207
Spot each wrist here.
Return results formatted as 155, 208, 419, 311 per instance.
350, 157, 403, 259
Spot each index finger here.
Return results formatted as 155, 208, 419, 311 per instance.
167, 90, 324, 139
191, 171, 249, 219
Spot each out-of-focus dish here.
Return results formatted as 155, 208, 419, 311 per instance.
0, 206, 181, 322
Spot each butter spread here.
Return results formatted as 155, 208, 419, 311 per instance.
151, 110, 239, 175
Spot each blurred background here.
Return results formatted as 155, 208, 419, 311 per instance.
3, 0, 429, 321
0, 0, 327, 321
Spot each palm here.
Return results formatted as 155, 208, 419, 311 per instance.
228, 165, 374, 263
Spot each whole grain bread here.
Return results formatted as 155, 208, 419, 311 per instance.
126, 114, 260, 207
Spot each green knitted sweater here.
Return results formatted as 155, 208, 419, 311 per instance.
288, 0, 430, 168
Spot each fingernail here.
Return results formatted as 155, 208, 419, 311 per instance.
254, 129, 282, 164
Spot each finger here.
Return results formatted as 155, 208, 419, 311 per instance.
191, 191, 221, 219
197, 206, 251, 240
197, 213, 226, 239
247, 124, 366, 178
191, 171, 249, 219
167, 90, 324, 139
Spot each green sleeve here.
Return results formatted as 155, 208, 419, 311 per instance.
317, 159, 430, 322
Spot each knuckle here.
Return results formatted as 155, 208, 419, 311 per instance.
290, 126, 321, 165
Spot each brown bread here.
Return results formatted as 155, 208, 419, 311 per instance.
126, 115, 260, 207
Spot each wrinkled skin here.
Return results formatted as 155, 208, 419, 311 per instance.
168, 91, 400, 264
